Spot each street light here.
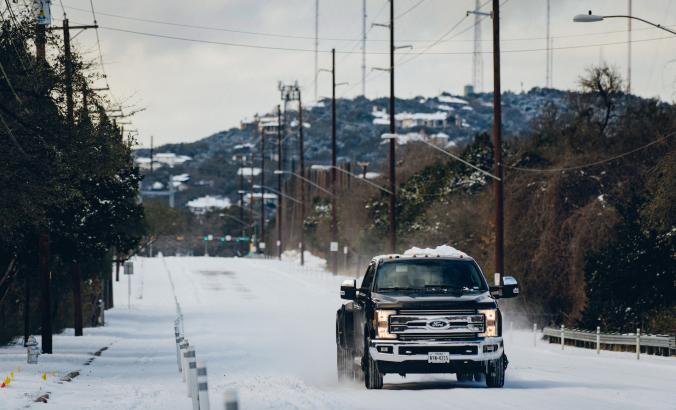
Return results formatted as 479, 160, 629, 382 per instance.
273, 170, 334, 196
573, 10, 676, 35
311, 164, 392, 195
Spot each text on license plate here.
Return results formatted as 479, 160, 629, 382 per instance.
428, 352, 450, 363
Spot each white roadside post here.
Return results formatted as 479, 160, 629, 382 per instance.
180, 341, 189, 382
560, 324, 565, 350
190, 357, 199, 410
596, 326, 601, 354
176, 336, 184, 372
185, 347, 196, 397
197, 362, 210, 410
224, 389, 239, 410
533, 323, 537, 347
636, 328, 641, 360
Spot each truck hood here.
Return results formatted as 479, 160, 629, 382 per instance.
371, 291, 497, 310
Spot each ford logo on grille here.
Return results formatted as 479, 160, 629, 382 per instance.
428, 320, 448, 328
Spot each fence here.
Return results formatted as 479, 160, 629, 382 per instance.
542, 326, 675, 358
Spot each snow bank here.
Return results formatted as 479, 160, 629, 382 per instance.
403, 245, 469, 258
281, 249, 327, 270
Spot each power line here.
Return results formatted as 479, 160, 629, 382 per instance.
395, 0, 426, 20
59, 18, 673, 58
507, 132, 674, 174
56, 2, 672, 44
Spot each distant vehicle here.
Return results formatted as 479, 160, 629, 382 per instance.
335, 251, 519, 389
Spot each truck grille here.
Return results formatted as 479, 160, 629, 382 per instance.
390, 310, 484, 335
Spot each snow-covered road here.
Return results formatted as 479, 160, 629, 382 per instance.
2, 256, 675, 409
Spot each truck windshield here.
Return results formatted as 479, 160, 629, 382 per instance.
374, 259, 488, 293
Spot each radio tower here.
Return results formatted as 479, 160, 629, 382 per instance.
314, 0, 319, 101
362, 0, 367, 96
472, 0, 483, 92
545, 0, 552, 88
627, 0, 632, 94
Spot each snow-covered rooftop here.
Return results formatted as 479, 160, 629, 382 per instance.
438, 95, 468, 105
186, 195, 231, 213
237, 167, 262, 176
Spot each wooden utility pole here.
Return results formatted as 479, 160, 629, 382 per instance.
70, 261, 83, 336
330, 48, 338, 275
259, 119, 265, 254
388, 0, 397, 254
276, 105, 283, 260
298, 90, 306, 266
35, 4, 51, 354
38, 233, 51, 353
492, 0, 504, 283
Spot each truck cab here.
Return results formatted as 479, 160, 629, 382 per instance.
335, 251, 519, 389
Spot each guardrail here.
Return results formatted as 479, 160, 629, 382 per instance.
542, 326, 675, 358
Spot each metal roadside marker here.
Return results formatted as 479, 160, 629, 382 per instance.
330, 241, 339, 252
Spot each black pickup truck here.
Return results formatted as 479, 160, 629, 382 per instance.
335, 252, 519, 389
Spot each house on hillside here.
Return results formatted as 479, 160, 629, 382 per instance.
371, 107, 452, 129
186, 195, 231, 215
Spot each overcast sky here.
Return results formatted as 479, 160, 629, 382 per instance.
53, 0, 676, 147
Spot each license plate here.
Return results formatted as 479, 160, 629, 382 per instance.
428, 352, 450, 363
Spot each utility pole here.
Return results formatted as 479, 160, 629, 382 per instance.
298, 89, 306, 266
249, 152, 255, 254
276, 105, 283, 260
70, 262, 83, 336
388, 0, 397, 254
491, 0, 504, 284
362, 0, 367, 96
259, 118, 265, 255
32, 0, 48, 350
279, 83, 304, 265
472, 0, 483, 92
330, 49, 338, 275
238, 156, 245, 238
38, 233, 51, 353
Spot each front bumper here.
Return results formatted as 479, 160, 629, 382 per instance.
369, 337, 503, 364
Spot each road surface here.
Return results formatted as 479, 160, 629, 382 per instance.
2, 256, 674, 409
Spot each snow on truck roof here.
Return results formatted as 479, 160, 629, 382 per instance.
375, 245, 472, 261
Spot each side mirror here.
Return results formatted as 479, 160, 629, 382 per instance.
489, 276, 519, 299
340, 279, 356, 300
501, 276, 520, 299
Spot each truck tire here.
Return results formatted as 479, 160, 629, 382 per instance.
364, 353, 383, 390
485, 354, 505, 388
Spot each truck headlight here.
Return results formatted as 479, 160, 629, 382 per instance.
374, 309, 396, 339
479, 309, 498, 337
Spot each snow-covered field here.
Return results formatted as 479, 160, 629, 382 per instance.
1, 256, 674, 409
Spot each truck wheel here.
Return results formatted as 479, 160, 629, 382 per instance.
364, 353, 383, 390
485, 354, 505, 388
456, 372, 473, 382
